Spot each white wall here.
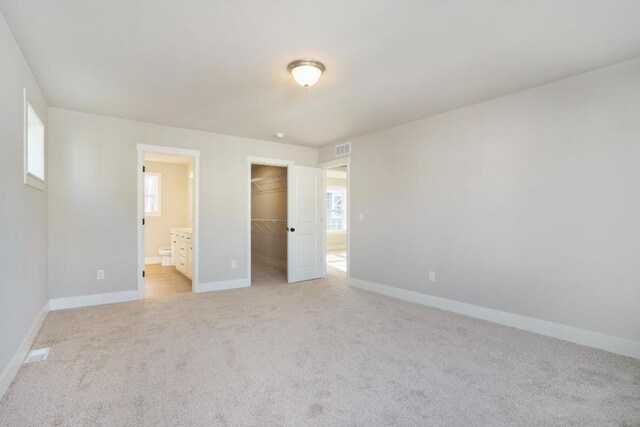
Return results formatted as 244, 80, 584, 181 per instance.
0, 10, 49, 397
320, 58, 640, 343
144, 161, 190, 260
327, 231, 347, 251
48, 108, 317, 298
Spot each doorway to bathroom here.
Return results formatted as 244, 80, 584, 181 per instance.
137, 144, 200, 298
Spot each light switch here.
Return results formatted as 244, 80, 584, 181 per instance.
359, 213, 364, 222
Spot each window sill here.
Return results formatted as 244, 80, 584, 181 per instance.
327, 230, 347, 235
24, 173, 46, 191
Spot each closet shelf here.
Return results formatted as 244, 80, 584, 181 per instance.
251, 172, 287, 193
251, 218, 287, 234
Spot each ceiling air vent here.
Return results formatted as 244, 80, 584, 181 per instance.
335, 142, 351, 158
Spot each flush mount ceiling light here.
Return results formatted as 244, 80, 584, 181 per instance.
287, 59, 325, 88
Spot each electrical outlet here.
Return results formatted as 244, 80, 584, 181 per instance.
428, 271, 436, 282
97, 269, 105, 280
231, 260, 237, 269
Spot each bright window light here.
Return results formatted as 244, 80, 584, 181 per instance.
144, 172, 161, 216
24, 99, 45, 189
326, 187, 347, 232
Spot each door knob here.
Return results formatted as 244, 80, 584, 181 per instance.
288, 227, 295, 232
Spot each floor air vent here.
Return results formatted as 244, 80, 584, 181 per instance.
25, 348, 50, 363
335, 142, 351, 157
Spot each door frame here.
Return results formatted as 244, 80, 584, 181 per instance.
319, 157, 351, 278
246, 156, 294, 284
137, 144, 201, 298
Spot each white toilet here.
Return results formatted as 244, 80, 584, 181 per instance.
159, 247, 172, 266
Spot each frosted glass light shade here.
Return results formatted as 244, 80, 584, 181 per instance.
287, 60, 325, 88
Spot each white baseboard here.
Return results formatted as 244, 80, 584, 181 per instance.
49, 290, 140, 311
0, 301, 49, 401
196, 278, 251, 293
145, 257, 162, 265
349, 278, 640, 360
251, 253, 286, 268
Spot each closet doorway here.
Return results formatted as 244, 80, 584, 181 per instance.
250, 163, 289, 285
137, 144, 200, 298
247, 157, 326, 285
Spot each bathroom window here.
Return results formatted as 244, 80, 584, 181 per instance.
24, 92, 46, 190
144, 172, 161, 217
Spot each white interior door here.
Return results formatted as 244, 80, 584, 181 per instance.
287, 165, 325, 283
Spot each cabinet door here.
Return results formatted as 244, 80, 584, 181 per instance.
177, 256, 187, 274
187, 245, 193, 278
170, 233, 177, 265
178, 240, 187, 260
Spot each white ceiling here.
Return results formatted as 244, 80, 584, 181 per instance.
2, 1, 640, 147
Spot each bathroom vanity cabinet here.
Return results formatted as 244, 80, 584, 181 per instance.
171, 228, 193, 280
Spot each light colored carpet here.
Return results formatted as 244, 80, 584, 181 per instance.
1, 263, 639, 426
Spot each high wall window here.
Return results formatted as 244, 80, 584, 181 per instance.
144, 172, 161, 216
24, 96, 45, 190
326, 187, 346, 232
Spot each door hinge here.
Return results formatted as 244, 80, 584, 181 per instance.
142, 270, 145, 278
142, 218, 145, 225
142, 165, 146, 172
